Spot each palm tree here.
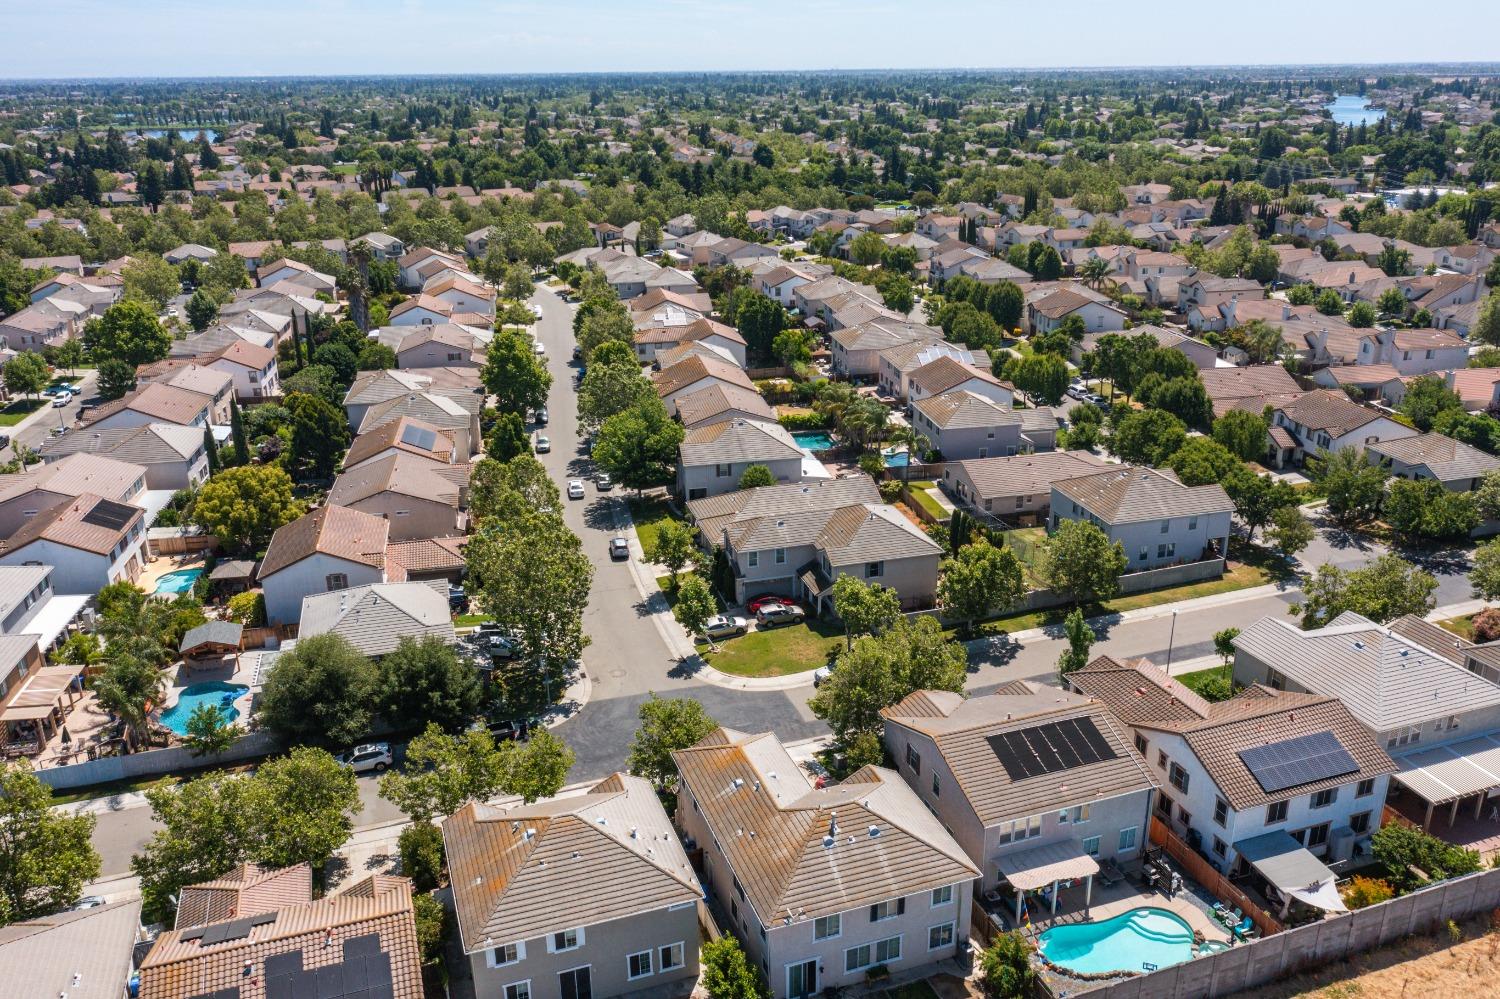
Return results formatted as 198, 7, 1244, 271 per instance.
1078, 256, 1113, 290
886, 424, 931, 483
94, 653, 166, 750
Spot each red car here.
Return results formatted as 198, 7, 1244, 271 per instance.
746, 594, 790, 614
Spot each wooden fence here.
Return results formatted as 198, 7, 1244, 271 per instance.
1149, 816, 1283, 937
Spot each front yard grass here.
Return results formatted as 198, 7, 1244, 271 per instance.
0, 398, 46, 426
1437, 614, 1476, 640
628, 496, 687, 561
695, 616, 844, 678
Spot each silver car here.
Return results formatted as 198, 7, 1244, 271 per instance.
336, 743, 392, 774
534, 435, 551, 453
567, 480, 586, 500
703, 615, 748, 640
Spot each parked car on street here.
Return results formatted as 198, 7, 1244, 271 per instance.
756, 603, 806, 627
596, 472, 613, 491
567, 480, 586, 500
534, 435, 551, 453
609, 536, 630, 560
448, 585, 467, 613
534, 406, 549, 425
336, 742, 392, 774
51, 394, 70, 407
703, 615, 749, 640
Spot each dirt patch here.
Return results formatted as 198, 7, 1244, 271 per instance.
1232, 913, 1500, 998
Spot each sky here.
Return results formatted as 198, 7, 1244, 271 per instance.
6, 0, 1500, 79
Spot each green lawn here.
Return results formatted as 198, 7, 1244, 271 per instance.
902, 480, 948, 522
454, 613, 488, 628
629, 497, 687, 562
696, 617, 844, 678
1176, 663, 1234, 701
0, 398, 45, 426
1437, 614, 1477, 640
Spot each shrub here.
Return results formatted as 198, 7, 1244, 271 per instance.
1341, 876, 1395, 909
980, 932, 1036, 997
878, 480, 903, 503
225, 591, 266, 627
398, 822, 447, 892
777, 410, 833, 431
1473, 608, 1500, 643
858, 453, 884, 477
412, 892, 448, 967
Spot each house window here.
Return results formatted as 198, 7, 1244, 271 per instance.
1356, 779, 1375, 798
1157, 750, 1168, 770
1387, 725, 1422, 748
627, 951, 653, 980
1060, 804, 1090, 824
1118, 827, 1138, 852
1305, 823, 1331, 848
865, 560, 884, 579
1168, 763, 1189, 793
845, 945, 872, 973
870, 898, 905, 922
1212, 836, 1227, 858
1156, 793, 1173, 818
932, 885, 953, 907
659, 943, 685, 972
929, 923, 955, 950
447, 352, 463, 362
1311, 788, 1337, 809
905, 744, 921, 773
998, 815, 1042, 844
715, 463, 732, 478
504, 983, 530, 999
1138, 546, 1148, 561
1157, 542, 1176, 560
1134, 733, 1148, 755
774, 548, 786, 564
875, 937, 902, 964
548, 928, 583, 953
747, 552, 759, 568
325, 573, 349, 591
1188, 516, 1198, 530
488, 942, 525, 967
931, 773, 940, 796
1266, 800, 1289, 824
1082, 835, 1101, 856
1177, 805, 1192, 826
1160, 520, 1170, 534
814, 915, 841, 941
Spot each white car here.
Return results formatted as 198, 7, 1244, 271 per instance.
336, 743, 392, 774
51, 393, 71, 407
533, 340, 546, 355
813, 661, 836, 687
703, 615, 749, 640
567, 479, 586, 500
534, 435, 551, 453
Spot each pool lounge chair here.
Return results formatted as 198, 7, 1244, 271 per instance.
1097, 857, 1125, 887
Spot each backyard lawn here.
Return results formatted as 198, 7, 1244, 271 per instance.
0, 398, 45, 427
904, 480, 948, 522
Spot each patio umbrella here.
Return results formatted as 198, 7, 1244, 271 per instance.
60, 725, 72, 745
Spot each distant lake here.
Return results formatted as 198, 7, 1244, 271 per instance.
137, 128, 220, 142
1326, 95, 1385, 127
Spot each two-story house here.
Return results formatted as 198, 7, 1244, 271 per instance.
941, 450, 1109, 526
1265, 390, 1419, 468
881, 685, 1156, 920
1070, 656, 1396, 918
205, 340, 280, 400
36, 423, 210, 492
0, 493, 148, 593
673, 729, 979, 999
257, 505, 396, 625
1049, 466, 1233, 573
443, 773, 703, 999
911, 391, 1055, 461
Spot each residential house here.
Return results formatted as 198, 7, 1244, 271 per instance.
36, 423, 209, 491
0, 899, 143, 999
357, 391, 484, 462
443, 774, 703, 999
134, 360, 235, 423
138, 868, 423, 999
1026, 287, 1127, 335
829, 320, 941, 379
0, 301, 77, 351
298, 580, 455, 657
678, 419, 808, 500
0, 452, 148, 539
426, 274, 497, 317
376, 324, 487, 369
0, 493, 147, 593
344, 417, 459, 471
877, 341, 990, 403
653, 355, 758, 411
635, 318, 748, 368
354, 231, 406, 260
1267, 390, 1419, 468
905, 355, 1014, 410
389, 294, 458, 327
328, 452, 469, 542
1050, 466, 1233, 572
398, 247, 469, 290
1445, 368, 1500, 412
756, 263, 833, 305
204, 339, 280, 400
1365, 433, 1500, 493
384, 536, 468, 583
256, 258, 336, 296
686, 477, 880, 547
1198, 365, 1304, 419
164, 243, 219, 265
881, 685, 1156, 907
1376, 328, 1469, 376
1076, 325, 1218, 370
1069, 656, 1395, 910
81, 382, 214, 433
342, 367, 483, 431
258, 505, 397, 625
911, 391, 1056, 460
1312, 364, 1406, 405
673, 729, 979, 999
672, 383, 778, 430
939, 450, 1107, 527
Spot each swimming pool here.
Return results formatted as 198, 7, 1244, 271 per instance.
154, 568, 204, 595
792, 431, 836, 451
158, 681, 248, 735
1038, 907, 1196, 976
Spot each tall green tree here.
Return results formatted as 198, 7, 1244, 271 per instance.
936, 539, 1025, 635
809, 617, 966, 747
1039, 519, 1128, 606
482, 328, 552, 416
286, 391, 351, 478
1292, 554, 1437, 628
379, 724, 509, 823
1212, 410, 1269, 462
626, 694, 718, 790
831, 575, 903, 649
593, 398, 684, 493
83, 300, 171, 365
2, 350, 48, 400
1056, 607, 1095, 676
0, 763, 100, 925
672, 573, 718, 643
258, 633, 378, 746
192, 464, 300, 553
376, 636, 483, 733
1308, 448, 1388, 526
252, 747, 362, 880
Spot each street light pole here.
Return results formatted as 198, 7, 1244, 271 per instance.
1164, 610, 1179, 671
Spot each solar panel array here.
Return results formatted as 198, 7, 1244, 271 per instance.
987, 717, 1119, 782
1238, 731, 1359, 794
180, 911, 277, 947
81, 498, 137, 531
399, 422, 438, 452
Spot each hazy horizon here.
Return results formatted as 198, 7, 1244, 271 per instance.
8, 0, 1500, 80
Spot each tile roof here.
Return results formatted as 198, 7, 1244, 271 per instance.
259, 505, 391, 579
815, 503, 943, 566
882, 683, 1157, 825
1277, 389, 1389, 437
1198, 364, 1302, 404
82, 382, 212, 429
1366, 432, 1500, 483
652, 354, 756, 398
680, 418, 802, 467
0, 452, 145, 504
344, 417, 457, 469
357, 392, 479, 437
298, 581, 455, 657
384, 536, 468, 576
672, 382, 777, 428
913, 390, 1029, 430
673, 729, 979, 925
0, 899, 142, 999
635, 316, 745, 347
329, 451, 468, 508
37, 422, 203, 466
2, 493, 143, 556
138, 874, 422, 999
687, 476, 881, 542
442, 773, 701, 951
1070, 657, 1396, 811
949, 450, 1109, 500
830, 318, 941, 353
1054, 466, 1233, 524
175, 863, 313, 929
908, 355, 1010, 396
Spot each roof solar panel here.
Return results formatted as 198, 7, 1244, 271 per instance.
1239, 731, 1359, 794
400, 423, 438, 452
81, 498, 137, 531
988, 717, 1119, 782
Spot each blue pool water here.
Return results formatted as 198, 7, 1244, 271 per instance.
884, 449, 911, 468
138, 128, 221, 141
1326, 95, 1385, 127
1038, 907, 1196, 976
158, 682, 248, 736
792, 431, 836, 451
154, 568, 203, 595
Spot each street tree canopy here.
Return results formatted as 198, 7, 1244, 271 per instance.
0, 763, 100, 925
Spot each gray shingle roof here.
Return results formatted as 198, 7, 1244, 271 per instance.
1366, 433, 1500, 484
0, 899, 142, 999
1055, 466, 1232, 523
297, 582, 455, 658
950, 450, 1109, 501
679, 418, 802, 467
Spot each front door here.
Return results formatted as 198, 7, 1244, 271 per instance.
787, 959, 817, 999
560, 966, 592, 999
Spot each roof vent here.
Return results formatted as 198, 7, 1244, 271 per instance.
732, 777, 745, 790
630, 827, 638, 839
597, 816, 608, 825
752, 779, 761, 791
823, 835, 835, 848
1353, 641, 1365, 650
868, 825, 880, 838
523, 828, 536, 841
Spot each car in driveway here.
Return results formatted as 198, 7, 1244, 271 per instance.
746, 594, 788, 614
567, 479, 586, 500
596, 472, 613, 491
336, 742, 392, 774
756, 603, 806, 627
475, 716, 530, 742
703, 614, 749, 640
448, 585, 468, 613
609, 536, 630, 560
534, 435, 551, 453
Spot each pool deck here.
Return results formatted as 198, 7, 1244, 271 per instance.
139, 553, 208, 595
